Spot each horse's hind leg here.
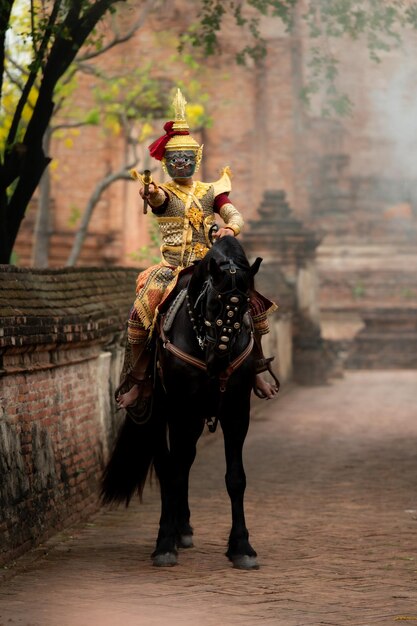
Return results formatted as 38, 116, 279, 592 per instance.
151, 416, 177, 566
221, 406, 259, 570
152, 416, 204, 566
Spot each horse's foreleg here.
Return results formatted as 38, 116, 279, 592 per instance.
171, 418, 205, 547
221, 410, 259, 570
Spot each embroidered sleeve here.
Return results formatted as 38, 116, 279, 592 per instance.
218, 202, 244, 236
150, 189, 168, 214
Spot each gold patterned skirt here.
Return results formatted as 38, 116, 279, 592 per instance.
127, 263, 179, 343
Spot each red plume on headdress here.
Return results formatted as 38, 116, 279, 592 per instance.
148, 121, 189, 161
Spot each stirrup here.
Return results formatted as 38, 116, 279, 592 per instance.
255, 355, 274, 374
253, 360, 280, 399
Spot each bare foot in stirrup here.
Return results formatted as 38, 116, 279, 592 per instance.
254, 374, 279, 400
117, 384, 139, 409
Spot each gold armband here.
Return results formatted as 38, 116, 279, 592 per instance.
219, 202, 244, 235
225, 223, 241, 236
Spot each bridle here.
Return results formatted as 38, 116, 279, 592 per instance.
191, 258, 251, 356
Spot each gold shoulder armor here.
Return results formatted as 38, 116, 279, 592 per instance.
211, 166, 232, 196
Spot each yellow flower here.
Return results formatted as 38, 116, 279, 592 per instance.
186, 103, 205, 128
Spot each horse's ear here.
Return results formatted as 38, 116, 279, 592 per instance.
250, 257, 263, 276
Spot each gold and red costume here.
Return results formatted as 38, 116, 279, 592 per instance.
128, 168, 278, 343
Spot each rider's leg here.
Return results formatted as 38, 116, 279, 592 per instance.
117, 321, 152, 409
116, 263, 174, 411
253, 331, 279, 399
249, 292, 280, 399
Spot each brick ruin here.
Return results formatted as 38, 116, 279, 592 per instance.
311, 118, 417, 369
11, 1, 417, 372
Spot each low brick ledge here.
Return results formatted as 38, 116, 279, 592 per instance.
0, 265, 139, 372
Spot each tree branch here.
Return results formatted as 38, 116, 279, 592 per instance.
0, 0, 14, 105
4, 65, 27, 94
66, 163, 135, 266
6, 0, 62, 149
5, 52, 31, 78
77, 0, 155, 62
50, 120, 92, 132
30, 0, 39, 59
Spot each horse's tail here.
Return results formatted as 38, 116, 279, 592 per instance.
100, 414, 159, 507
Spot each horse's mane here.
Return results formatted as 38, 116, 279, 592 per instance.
188, 237, 254, 303
196, 237, 250, 276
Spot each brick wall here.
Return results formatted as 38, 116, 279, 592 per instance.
0, 266, 138, 566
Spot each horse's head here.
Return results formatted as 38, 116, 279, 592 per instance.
188, 237, 262, 378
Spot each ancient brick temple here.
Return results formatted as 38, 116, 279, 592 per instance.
13, 1, 417, 369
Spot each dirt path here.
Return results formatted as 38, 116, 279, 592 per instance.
1, 370, 417, 625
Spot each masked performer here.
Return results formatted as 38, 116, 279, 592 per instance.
117, 89, 279, 416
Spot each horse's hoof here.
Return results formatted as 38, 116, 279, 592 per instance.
178, 534, 194, 549
152, 552, 178, 567
231, 555, 259, 570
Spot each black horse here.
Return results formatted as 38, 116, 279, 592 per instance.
101, 236, 264, 569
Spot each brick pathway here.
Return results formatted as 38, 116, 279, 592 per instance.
1, 370, 417, 626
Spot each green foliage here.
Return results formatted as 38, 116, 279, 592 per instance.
63, 63, 211, 146
68, 204, 81, 227
301, 0, 416, 117
406, 3, 417, 28
89, 66, 169, 136
179, 0, 417, 118
180, 0, 295, 65
401, 288, 416, 300
324, 93, 353, 117
352, 281, 366, 299
9, 250, 20, 266
84, 108, 100, 125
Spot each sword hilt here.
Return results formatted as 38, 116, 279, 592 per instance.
143, 169, 152, 214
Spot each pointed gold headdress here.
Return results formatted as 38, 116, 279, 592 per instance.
165, 89, 201, 153
148, 88, 203, 167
